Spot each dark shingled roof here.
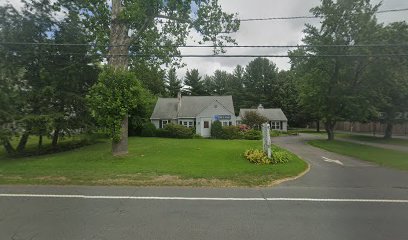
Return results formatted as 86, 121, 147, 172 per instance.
150, 98, 179, 119
239, 108, 287, 121
178, 96, 234, 117
150, 96, 234, 119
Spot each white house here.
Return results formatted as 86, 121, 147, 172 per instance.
150, 93, 236, 137
237, 104, 288, 132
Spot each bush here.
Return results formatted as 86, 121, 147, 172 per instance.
222, 126, 242, 139
242, 129, 262, 140
271, 150, 290, 164
244, 148, 291, 165
244, 149, 271, 164
211, 120, 224, 139
158, 123, 194, 139
270, 130, 281, 137
140, 122, 156, 137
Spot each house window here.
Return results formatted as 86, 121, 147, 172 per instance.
271, 121, 280, 130
181, 120, 194, 128
204, 121, 209, 128
162, 120, 169, 128
222, 121, 229, 127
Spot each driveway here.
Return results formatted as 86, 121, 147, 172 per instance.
1, 135, 407, 240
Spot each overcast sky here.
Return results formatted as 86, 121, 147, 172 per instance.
2, 0, 407, 77
179, 0, 407, 77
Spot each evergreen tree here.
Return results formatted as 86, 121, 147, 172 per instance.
184, 69, 206, 96
166, 68, 182, 97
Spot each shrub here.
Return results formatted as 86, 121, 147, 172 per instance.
271, 150, 290, 164
242, 129, 262, 140
159, 123, 194, 139
140, 122, 156, 137
244, 149, 271, 164
238, 124, 250, 132
211, 120, 224, 139
193, 134, 203, 139
244, 148, 291, 165
270, 130, 281, 137
155, 128, 168, 138
222, 126, 242, 139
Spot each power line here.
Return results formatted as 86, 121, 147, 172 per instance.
239, 7, 408, 21
6, 51, 408, 58
1, 42, 407, 48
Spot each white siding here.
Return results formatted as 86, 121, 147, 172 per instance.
151, 119, 160, 129
282, 121, 288, 132
195, 101, 237, 136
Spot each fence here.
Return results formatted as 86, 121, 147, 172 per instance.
334, 122, 408, 136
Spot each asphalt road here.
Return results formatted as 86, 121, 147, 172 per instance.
1, 135, 407, 240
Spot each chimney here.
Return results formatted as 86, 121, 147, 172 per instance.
258, 104, 264, 110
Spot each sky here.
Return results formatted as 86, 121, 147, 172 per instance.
2, 0, 407, 78
178, 0, 408, 77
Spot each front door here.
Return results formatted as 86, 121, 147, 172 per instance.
201, 118, 211, 137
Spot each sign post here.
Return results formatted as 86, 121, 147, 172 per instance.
262, 123, 272, 158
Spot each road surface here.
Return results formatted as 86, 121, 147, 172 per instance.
1, 135, 407, 240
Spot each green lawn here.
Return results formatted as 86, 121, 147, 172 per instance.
309, 140, 408, 170
337, 134, 408, 146
0, 137, 307, 187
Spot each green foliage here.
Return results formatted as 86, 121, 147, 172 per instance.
291, 0, 381, 139
221, 126, 241, 139
242, 111, 268, 129
166, 68, 182, 97
140, 122, 157, 137
156, 123, 194, 139
87, 68, 144, 142
60, 0, 239, 68
184, 69, 206, 96
132, 63, 166, 96
244, 149, 271, 164
271, 150, 290, 164
242, 130, 262, 140
242, 58, 280, 108
210, 121, 224, 139
244, 148, 290, 165
270, 130, 282, 137
0, 3, 100, 153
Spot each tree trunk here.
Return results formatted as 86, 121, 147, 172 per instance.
316, 120, 320, 132
325, 121, 336, 141
112, 116, 129, 155
16, 132, 29, 153
3, 140, 15, 155
109, 0, 131, 156
52, 128, 60, 148
384, 122, 393, 139
38, 135, 43, 149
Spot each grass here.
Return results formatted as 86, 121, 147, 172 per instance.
337, 134, 408, 146
309, 140, 408, 170
298, 129, 408, 146
0, 137, 307, 187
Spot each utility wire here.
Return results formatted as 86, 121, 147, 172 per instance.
1, 42, 407, 48
6, 51, 408, 58
239, 8, 408, 21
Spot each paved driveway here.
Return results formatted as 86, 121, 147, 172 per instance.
1, 135, 407, 240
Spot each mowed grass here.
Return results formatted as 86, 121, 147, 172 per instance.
309, 140, 408, 170
338, 134, 408, 146
0, 137, 307, 187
